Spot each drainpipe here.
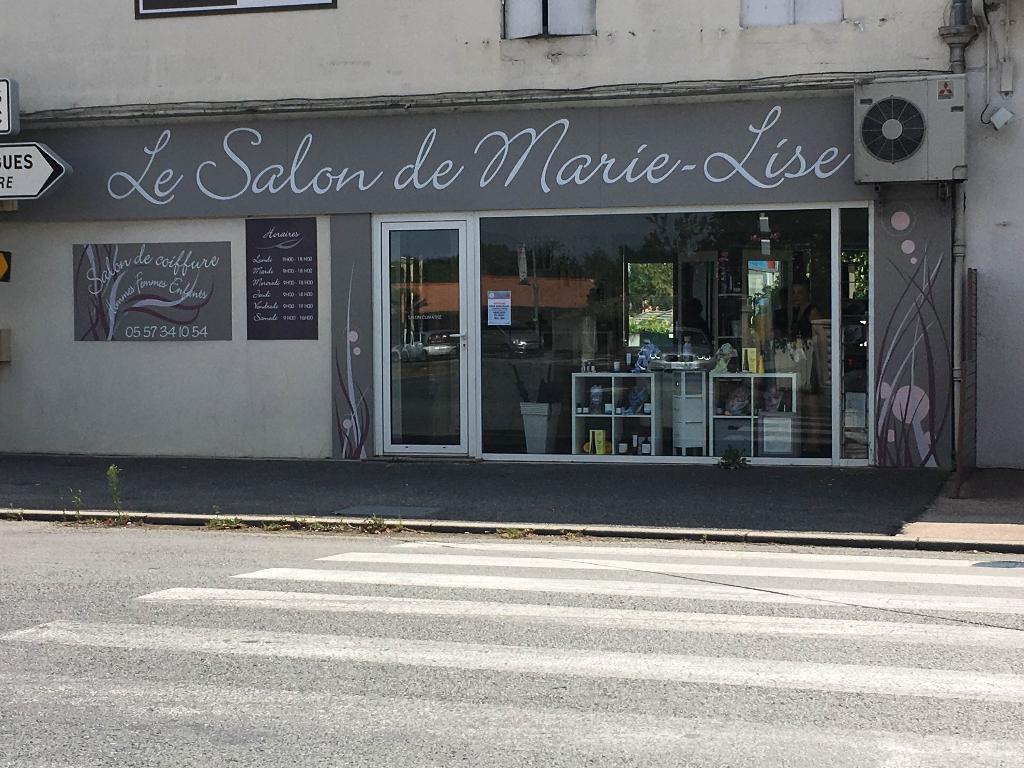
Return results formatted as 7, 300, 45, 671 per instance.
941, 1, 979, 74
939, 3, 979, 459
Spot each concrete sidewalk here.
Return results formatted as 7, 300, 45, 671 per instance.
901, 469, 1024, 545
0, 453, 950, 536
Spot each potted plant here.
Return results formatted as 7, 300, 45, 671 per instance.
514, 364, 562, 454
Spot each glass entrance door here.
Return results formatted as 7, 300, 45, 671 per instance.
381, 222, 469, 454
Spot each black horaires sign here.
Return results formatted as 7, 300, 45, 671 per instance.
245, 218, 318, 340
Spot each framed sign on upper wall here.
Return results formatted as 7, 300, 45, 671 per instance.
136, 0, 336, 19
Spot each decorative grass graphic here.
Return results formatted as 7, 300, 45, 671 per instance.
875, 244, 950, 469
334, 264, 370, 460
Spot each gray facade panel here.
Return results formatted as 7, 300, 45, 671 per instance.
330, 214, 374, 459
15, 97, 870, 223
874, 187, 954, 469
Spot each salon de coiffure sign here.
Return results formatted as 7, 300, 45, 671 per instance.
19, 96, 869, 222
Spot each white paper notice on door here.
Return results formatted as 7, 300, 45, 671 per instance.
487, 291, 512, 326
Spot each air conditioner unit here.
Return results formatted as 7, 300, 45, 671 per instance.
854, 74, 967, 183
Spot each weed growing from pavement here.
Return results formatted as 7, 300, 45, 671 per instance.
718, 447, 750, 470
20, 510, 409, 536
70, 488, 84, 520
498, 527, 534, 540
205, 517, 247, 531
360, 514, 394, 534
205, 517, 367, 534
106, 465, 131, 525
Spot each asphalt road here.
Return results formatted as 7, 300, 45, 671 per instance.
2, 522, 1024, 767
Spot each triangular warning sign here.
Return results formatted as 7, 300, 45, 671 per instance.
0, 251, 10, 282
938, 81, 955, 100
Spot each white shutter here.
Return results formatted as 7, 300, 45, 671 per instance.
741, 0, 795, 27
548, 0, 597, 35
794, 0, 843, 24
505, 0, 544, 39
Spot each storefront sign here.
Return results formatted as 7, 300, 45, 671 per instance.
136, 0, 336, 18
487, 291, 512, 326
73, 242, 232, 341
18, 96, 871, 222
245, 217, 318, 340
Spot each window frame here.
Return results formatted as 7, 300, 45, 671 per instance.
740, 0, 843, 28
503, 0, 597, 40
373, 201, 874, 467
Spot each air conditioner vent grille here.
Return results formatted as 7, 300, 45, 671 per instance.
861, 97, 926, 164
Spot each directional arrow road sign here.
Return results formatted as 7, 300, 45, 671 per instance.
0, 143, 70, 200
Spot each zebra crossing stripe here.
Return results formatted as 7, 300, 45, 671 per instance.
319, 552, 1024, 588
392, 540, 1015, 570
233, 568, 1024, 615
4, 676, 1021, 765
5, 621, 1024, 702
137, 587, 1024, 648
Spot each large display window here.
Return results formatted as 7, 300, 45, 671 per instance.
478, 208, 870, 462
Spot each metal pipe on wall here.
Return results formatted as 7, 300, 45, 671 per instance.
940, 4, 980, 458
952, 185, 968, 447
940, 5, 979, 74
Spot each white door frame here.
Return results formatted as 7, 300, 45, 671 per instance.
373, 216, 478, 456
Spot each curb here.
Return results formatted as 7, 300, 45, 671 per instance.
5, 508, 1024, 555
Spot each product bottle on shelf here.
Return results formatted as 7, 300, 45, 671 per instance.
641, 437, 652, 456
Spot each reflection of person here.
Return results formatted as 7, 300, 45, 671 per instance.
681, 298, 712, 343
776, 276, 822, 339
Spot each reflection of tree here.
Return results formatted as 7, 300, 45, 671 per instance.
640, 213, 722, 260
624, 214, 724, 318
844, 250, 870, 301
627, 263, 673, 314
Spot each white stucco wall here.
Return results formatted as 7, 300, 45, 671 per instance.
5, 1, 949, 113
0, 218, 333, 458
965, 10, 1024, 469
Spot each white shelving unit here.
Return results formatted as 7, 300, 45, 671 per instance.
709, 372, 799, 457
571, 373, 663, 457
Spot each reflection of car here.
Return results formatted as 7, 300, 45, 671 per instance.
422, 330, 460, 359
482, 327, 543, 357
390, 341, 426, 362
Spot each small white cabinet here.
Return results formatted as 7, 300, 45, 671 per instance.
571, 373, 663, 457
709, 372, 798, 457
